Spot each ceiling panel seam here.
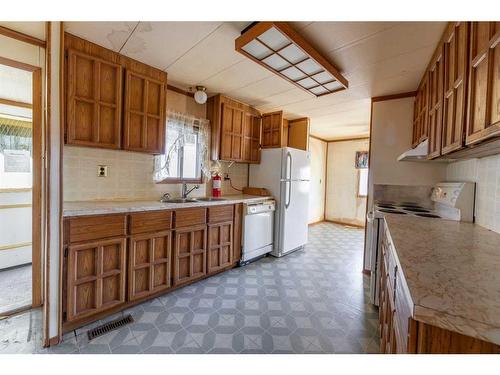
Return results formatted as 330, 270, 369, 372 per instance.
118, 21, 140, 53
164, 22, 225, 71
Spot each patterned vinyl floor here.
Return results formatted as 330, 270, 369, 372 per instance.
0, 264, 32, 314
0, 222, 380, 354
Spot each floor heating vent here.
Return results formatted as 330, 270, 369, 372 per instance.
87, 314, 134, 341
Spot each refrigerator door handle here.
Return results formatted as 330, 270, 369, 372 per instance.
285, 180, 291, 209
285, 152, 292, 209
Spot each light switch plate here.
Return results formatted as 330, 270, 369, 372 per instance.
97, 165, 108, 177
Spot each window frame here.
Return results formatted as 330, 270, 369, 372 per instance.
157, 125, 204, 185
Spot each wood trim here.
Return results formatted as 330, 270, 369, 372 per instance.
327, 136, 370, 143
0, 55, 39, 72
0, 97, 32, 108
308, 220, 324, 226
157, 177, 204, 185
309, 134, 328, 143
362, 269, 371, 276
0, 203, 32, 209
372, 91, 417, 103
325, 219, 365, 229
363, 99, 375, 274
0, 241, 32, 251
0, 188, 32, 193
167, 84, 194, 98
48, 336, 60, 347
324, 141, 329, 223
0, 25, 46, 48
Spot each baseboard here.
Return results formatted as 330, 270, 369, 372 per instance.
325, 219, 365, 229
308, 220, 325, 226
362, 269, 371, 276
48, 335, 60, 347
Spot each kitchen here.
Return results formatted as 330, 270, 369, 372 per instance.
0, 2, 499, 369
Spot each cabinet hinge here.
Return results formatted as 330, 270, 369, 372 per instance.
64, 247, 68, 257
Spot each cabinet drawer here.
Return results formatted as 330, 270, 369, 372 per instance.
68, 214, 127, 243
175, 207, 207, 228
129, 210, 172, 234
208, 205, 234, 224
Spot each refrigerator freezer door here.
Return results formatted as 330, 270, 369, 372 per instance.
276, 179, 309, 256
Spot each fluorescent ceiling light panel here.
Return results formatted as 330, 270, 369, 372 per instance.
235, 22, 348, 97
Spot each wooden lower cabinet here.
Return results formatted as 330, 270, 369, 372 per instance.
207, 221, 233, 274
128, 230, 172, 301
66, 237, 127, 322
173, 224, 207, 285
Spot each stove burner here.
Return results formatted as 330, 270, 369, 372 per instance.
403, 208, 431, 213
415, 213, 441, 218
378, 209, 407, 214
378, 204, 397, 209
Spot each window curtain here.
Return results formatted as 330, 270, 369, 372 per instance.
153, 110, 210, 182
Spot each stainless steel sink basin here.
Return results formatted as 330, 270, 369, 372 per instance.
195, 197, 227, 202
160, 198, 198, 203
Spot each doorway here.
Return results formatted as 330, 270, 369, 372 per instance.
0, 58, 42, 317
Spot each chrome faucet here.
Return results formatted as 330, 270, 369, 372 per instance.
182, 183, 200, 198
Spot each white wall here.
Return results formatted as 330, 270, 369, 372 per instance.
326, 138, 370, 226
368, 97, 447, 209
447, 155, 500, 234
308, 137, 327, 224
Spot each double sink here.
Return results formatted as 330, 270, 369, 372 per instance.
160, 197, 227, 204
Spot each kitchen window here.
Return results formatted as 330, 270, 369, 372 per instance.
154, 111, 210, 184
358, 168, 368, 197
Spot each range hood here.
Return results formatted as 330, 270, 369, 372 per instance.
397, 140, 428, 161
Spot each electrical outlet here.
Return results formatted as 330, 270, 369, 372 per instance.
97, 165, 108, 177
224, 173, 230, 181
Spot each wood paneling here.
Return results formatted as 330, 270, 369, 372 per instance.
232, 203, 243, 265
208, 205, 234, 224
128, 230, 172, 301
68, 214, 127, 243
129, 210, 172, 235
173, 224, 207, 285
287, 117, 310, 151
123, 70, 165, 154
207, 221, 233, 274
66, 238, 126, 321
466, 22, 500, 145
66, 49, 122, 149
261, 111, 284, 148
243, 111, 261, 163
174, 207, 207, 228
427, 43, 445, 159
442, 22, 469, 155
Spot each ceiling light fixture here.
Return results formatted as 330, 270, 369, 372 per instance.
235, 22, 348, 97
193, 86, 207, 104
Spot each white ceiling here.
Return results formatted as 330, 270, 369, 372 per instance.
64, 21, 446, 140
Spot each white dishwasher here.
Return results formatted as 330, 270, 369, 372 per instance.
240, 199, 275, 265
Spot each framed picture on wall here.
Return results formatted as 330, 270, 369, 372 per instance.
355, 151, 368, 169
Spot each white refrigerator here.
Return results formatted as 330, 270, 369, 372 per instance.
249, 147, 310, 257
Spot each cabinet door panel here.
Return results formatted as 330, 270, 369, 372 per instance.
173, 225, 207, 285
427, 45, 445, 159
67, 238, 126, 322
207, 222, 233, 275
261, 111, 283, 148
67, 50, 122, 149
220, 103, 244, 161
442, 22, 469, 155
128, 230, 172, 301
466, 22, 500, 144
123, 71, 165, 154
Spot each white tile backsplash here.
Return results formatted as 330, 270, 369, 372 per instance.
446, 154, 500, 233
63, 146, 249, 201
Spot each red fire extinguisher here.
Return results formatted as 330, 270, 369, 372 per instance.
212, 173, 222, 197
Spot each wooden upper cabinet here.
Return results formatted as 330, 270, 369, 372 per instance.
287, 118, 310, 151
427, 44, 445, 159
66, 237, 127, 322
208, 94, 262, 163
243, 112, 261, 163
466, 22, 500, 145
412, 73, 429, 147
221, 102, 245, 161
261, 111, 285, 148
123, 71, 166, 154
442, 22, 469, 155
66, 50, 122, 149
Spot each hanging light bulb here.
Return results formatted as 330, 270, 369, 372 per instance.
194, 86, 207, 104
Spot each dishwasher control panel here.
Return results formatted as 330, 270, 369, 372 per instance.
245, 200, 276, 214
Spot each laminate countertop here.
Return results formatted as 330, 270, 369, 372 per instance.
63, 195, 273, 217
384, 214, 500, 345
